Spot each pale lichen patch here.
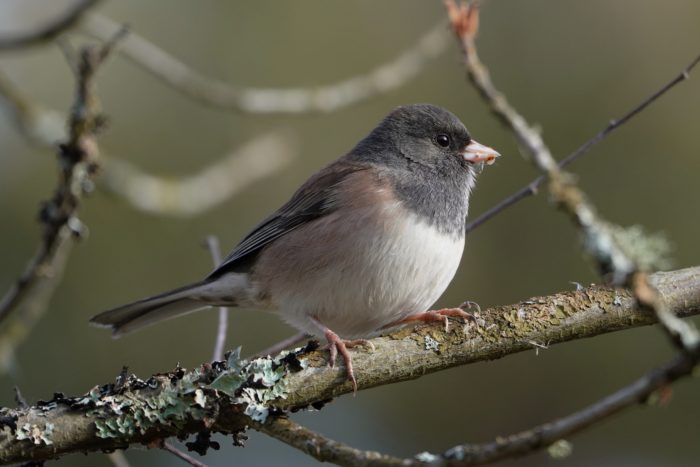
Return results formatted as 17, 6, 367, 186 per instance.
15, 422, 53, 446
424, 335, 440, 352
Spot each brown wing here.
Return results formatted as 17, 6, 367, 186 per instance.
207, 159, 370, 277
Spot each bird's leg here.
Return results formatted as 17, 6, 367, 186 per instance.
384, 304, 479, 332
309, 317, 374, 393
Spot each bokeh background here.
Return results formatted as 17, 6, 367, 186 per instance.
1, 1, 699, 466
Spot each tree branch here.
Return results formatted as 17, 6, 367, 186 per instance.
0, 0, 101, 50
0, 29, 125, 370
444, 1, 698, 355
99, 131, 297, 217
259, 345, 698, 466
78, 12, 450, 114
0, 266, 698, 465
0, 73, 298, 218
464, 51, 700, 234
204, 236, 228, 363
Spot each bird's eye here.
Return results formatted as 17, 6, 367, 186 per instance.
436, 134, 450, 147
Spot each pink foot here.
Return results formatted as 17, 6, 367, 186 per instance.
386, 307, 477, 332
310, 317, 374, 393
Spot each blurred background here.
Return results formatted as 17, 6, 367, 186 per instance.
1, 0, 699, 465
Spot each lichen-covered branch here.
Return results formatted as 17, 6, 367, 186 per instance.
444, 1, 698, 353
78, 12, 449, 114
0, 0, 101, 50
0, 267, 698, 465
261, 345, 698, 467
464, 51, 700, 234
0, 30, 126, 371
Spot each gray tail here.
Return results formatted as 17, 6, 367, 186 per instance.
90, 281, 212, 337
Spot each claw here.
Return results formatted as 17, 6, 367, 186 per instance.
385, 307, 478, 332
310, 317, 374, 394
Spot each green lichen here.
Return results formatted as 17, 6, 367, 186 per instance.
92, 376, 207, 439
91, 347, 296, 440
209, 348, 290, 422
454, 287, 612, 346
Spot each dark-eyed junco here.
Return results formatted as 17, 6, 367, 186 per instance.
91, 104, 500, 389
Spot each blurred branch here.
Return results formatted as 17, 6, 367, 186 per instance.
465, 51, 700, 234
263, 346, 699, 466
255, 417, 403, 466
248, 332, 309, 360
79, 12, 450, 114
0, 266, 698, 464
0, 71, 66, 144
101, 132, 296, 217
0, 72, 297, 217
0, 0, 101, 50
162, 441, 209, 467
0, 31, 125, 368
444, 1, 698, 353
446, 1, 630, 281
106, 450, 131, 467
205, 236, 228, 363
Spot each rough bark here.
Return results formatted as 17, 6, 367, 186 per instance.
0, 266, 698, 465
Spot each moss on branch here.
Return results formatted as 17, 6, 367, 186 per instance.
0, 267, 698, 465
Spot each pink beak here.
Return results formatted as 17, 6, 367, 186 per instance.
461, 140, 501, 165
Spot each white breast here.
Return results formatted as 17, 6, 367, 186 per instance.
258, 204, 465, 339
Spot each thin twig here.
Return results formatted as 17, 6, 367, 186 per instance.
204, 236, 228, 362
2, 266, 698, 464
426, 348, 698, 465
260, 344, 698, 467
632, 272, 700, 350
79, 12, 450, 114
0, 73, 297, 217
0, 71, 66, 144
445, 0, 699, 353
106, 450, 131, 467
0, 0, 101, 50
248, 332, 309, 360
0, 31, 125, 364
100, 132, 297, 217
465, 52, 700, 234
257, 417, 404, 466
162, 442, 209, 467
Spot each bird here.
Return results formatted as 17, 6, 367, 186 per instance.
90, 103, 500, 390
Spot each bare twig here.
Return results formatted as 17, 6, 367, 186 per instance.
0, 267, 698, 464
259, 341, 698, 467
465, 52, 700, 234
632, 272, 700, 350
257, 417, 403, 466
446, 1, 628, 280
444, 1, 699, 354
162, 442, 209, 467
0, 32, 125, 366
106, 450, 131, 467
423, 348, 697, 465
248, 332, 310, 360
0, 73, 297, 217
0, 71, 66, 144
79, 12, 450, 114
100, 132, 297, 217
205, 236, 228, 362
0, 0, 101, 50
